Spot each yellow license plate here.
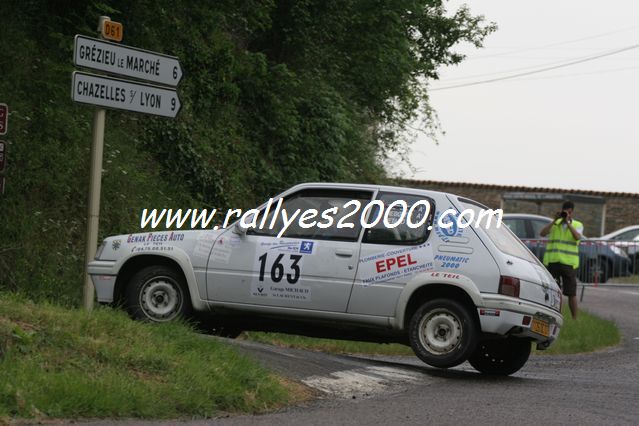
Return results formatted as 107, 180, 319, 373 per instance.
531, 318, 550, 337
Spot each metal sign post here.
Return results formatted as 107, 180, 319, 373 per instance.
82, 16, 110, 311
73, 16, 182, 310
0, 141, 6, 173
0, 140, 6, 196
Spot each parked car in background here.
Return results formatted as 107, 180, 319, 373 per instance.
596, 225, 639, 273
503, 214, 631, 283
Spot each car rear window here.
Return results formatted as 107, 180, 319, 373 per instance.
459, 199, 538, 263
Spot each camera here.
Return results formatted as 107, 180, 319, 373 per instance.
560, 211, 568, 219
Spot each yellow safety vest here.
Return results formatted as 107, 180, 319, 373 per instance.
543, 219, 582, 269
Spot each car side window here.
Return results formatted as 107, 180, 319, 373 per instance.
613, 229, 639, 241
248, 188, 373, 242
531, 220, 550, 238
504, 218, 529, 239
362, 192, 434, 245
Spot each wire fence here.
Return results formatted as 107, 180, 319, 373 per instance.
522, 239, 639, 284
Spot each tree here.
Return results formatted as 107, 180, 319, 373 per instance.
0, 0, 494, 302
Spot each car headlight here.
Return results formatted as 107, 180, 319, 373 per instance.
95, 240, 106, 260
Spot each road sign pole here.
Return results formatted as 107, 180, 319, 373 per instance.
82, 16, 110, 311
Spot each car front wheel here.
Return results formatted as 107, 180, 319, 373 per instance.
468, 337, 531, 376
126, 265, 192, 322
409, 298, 478, 369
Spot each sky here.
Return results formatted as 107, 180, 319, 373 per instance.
395, 0, 639, 194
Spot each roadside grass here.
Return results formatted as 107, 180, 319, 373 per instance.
534, 305, 621, 355
608, 274, 639, 284
243, 332, 414, 356
246, 306, 621, 357
0, 294, 297, 420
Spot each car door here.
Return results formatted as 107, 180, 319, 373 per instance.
206, 187, 373, 312
348, 192, 435, 316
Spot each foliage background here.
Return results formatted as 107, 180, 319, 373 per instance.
0, 0, 493, 304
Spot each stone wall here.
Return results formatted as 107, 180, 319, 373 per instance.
402, 180, 639, 236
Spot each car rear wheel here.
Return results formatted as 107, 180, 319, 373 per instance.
468, 337, 531, 376
126, 265, 192, 322
408, 299, 478, 369
196, 317, 243, 338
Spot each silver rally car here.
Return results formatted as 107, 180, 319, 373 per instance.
89, 183, 563, 375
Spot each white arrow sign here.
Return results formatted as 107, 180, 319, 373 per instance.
74, 35, 183, 87
72, 71, 181, 118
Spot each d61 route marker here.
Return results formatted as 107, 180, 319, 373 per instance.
74, 35, 183, 87
0, 104, 7, 135
71, 71, 181, 118
102, 19, 123, 42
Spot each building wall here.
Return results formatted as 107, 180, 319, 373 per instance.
403, 180, 639, 236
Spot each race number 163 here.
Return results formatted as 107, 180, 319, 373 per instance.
258, 253, 302, 284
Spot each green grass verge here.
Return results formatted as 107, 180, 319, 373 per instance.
245, 306, 621, 357
608, 274, 639, 284
534, 305, 621, 355
243, 332, 414, 356
0, 294, 297, 420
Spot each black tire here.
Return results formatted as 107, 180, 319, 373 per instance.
408, 298, 478, 369
213, 327, 242, 338
196, 318, 243, 338
468, 338, 531, 376
126, 265, 192, 322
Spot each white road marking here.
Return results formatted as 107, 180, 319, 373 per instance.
302, 366, 424, 399
587, 287, 639, 296
617, 290, 639, 297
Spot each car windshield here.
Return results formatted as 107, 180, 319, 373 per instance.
459, 200, 538, 263
611, 229, 639, 241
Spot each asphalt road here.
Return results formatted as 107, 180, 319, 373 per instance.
220, 284, 639, 425
82, 285, 639, 425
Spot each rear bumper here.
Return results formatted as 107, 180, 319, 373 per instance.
477, 294, 563, 349
87, 260, 117, 303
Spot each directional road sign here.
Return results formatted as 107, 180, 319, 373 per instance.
74, 35, 183, 87
0, 104, 7, 135
72, 71, 181, 118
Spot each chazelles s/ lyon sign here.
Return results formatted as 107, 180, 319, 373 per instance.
72, 71, 181, 118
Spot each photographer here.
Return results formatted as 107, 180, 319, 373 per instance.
540, 201, 583, 320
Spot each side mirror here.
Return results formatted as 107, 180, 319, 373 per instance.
232, 222, 247, 236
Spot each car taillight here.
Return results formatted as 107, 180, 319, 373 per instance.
499, 275, 520, 298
